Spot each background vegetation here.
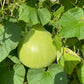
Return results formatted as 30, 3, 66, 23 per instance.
0, 0, 84, 84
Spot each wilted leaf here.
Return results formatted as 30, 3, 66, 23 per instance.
63, 47, 81, 74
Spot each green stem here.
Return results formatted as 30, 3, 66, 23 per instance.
0, 0, 26, 14
2, 0, 5, 10
0, 0, 3, 9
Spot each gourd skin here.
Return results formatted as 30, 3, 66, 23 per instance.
18, 25, 57, 68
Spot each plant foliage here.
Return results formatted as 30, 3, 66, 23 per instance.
0, 0, 84, 84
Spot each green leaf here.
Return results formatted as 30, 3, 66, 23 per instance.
59, 7, 84, 40
53, 6, 64, 19
18, 3, 51, 26
53, 35, 62, 51
78, 63, 84, 84
27, 64, 68, 84
0, 64, 25, 84
8, 55, 20, 64
77, 0, 84, 8
49, 6, 64, 29
63, 47, 81, 74
26, 0, 38, 7
18, 3, 39, 25
59, 0, 76, 10
0, 58, 13, 68
0, 20, 21, 62
38, 8, 51, 25
65, 38, 79, 47
8, 50, 21, 64
82, 45, 84, 58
